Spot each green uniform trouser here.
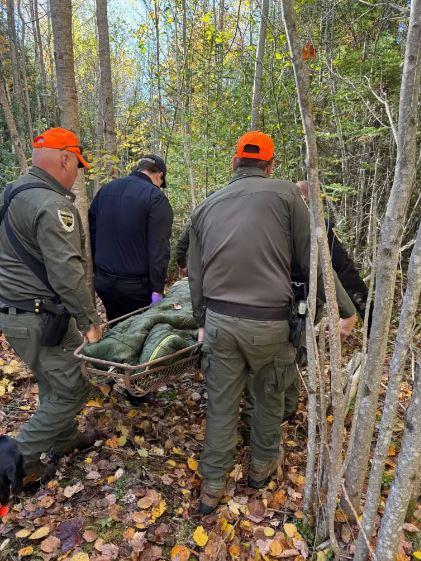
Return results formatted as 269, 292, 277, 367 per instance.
0, 310, 90, 465
242, 342, 305, 429
200, 309, 297, 487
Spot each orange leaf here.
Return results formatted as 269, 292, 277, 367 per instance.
170, 544, 191, 561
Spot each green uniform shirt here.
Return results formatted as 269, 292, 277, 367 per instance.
0, 166, 99, 332
188, 167, 356, 326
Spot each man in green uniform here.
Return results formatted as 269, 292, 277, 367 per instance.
188, 131, 356, 514
0, 127, 102, 481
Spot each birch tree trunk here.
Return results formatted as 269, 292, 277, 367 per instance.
96, 0, 117, 167
32, 0, 50, 123
0, 79, 28, 173
344, 0, 421, 511
50, 0, 94, 294
374, 361, 421, 561
354, 224, 421, 561
6, 0, 22, 106
250, 0, 269, 129
180, 0, 196, 210
281, 1, 346, 554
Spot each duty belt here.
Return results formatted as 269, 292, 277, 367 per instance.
207, 299, 290, 321
0, 296, 62, 315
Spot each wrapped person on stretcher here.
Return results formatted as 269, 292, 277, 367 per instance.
84, 278, 198, 369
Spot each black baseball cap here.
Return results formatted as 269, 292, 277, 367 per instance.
139, 154, 168, 188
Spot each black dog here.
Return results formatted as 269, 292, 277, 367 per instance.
0, 435, 24, 506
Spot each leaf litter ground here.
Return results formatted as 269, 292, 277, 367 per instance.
0, 332, 419, 561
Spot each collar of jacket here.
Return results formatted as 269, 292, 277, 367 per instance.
29, 166, 75, 202
229, 167, 269, 184
130, 170, 155, 186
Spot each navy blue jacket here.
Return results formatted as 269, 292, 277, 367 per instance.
89, 171, 173, 293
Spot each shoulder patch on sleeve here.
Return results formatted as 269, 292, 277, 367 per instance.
57, 208, 75, 232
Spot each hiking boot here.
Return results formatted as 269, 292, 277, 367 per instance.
197, 481, 225, 515
23, 461, 57, 486
248, 448, 284, 489
62, 427, 96, 454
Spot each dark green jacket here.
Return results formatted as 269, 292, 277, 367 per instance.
188, 167, 356, 326
0, 166, 99, 331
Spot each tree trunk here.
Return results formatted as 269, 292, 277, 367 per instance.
30, 0, 50, 124
374, 361, 421, 561
354, 224, 421, 561
96, 0, 117, 173
6, 0, 22, 105
0, 79, 28, 173
281, 1, 346, 555
50, 0, 94, 295
16, 0, 34, 139
250, 0, 269, 129
344, 0, 421, 512
180, 0, 196, 210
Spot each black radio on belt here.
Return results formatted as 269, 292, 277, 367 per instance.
289, 282, 308, 348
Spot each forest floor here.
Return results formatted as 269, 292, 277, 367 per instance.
0, 325, 419, 561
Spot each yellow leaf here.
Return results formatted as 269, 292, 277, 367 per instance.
69, 553, 90, 561
85, 457, 93, 463
107, 475, 116, 484
263, 527, 275, 537
29, 526, 50, 540
294, 510, 305, 519
283, 523, 297, 537
166, 459, 176, 467
152, 499, 166, 520
116, 435, 127, 447
18, 546, 34, 557
269, 539, 284, 557
170, 544, 191, 561
86, 399, 103, 408
193, 525, 209, 547
326, 415, 334, 423
413, 552, 421, 560
0, 386, 5, 397
172, 447, 183, 455
128, 409, 137, 418
187, 457, 198, 471
16, 529, 32, 538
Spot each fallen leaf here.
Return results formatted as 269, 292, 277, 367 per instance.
413, 552, 421, 560
29, 526, 50, 540
18, 546, 34, 557
283, 523, 297, 538
229, 543, 241, 559
247, 499, 266, 523
137, 496, 154, 509
69, 553, 90, 561
193, 525, 209, 547
187, 457, 198, 471
341, 524, 352, 544
63, 481, 84, 498
130, 531, 147, 553
270, 539, 284, 557
99, 543, 119, 560
170, 544, 191, 561
86, 399, 103, 408
38, 496, 55, 509
151, 499, 166, 520
83, 529, 98, 543
264, 527, 275, 537
256, 539, 270, 556
15, 529, 32, 538
58, 517, 84, 553
40, 536, 60, 554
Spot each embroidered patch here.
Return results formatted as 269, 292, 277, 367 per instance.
57, 208, 75, 232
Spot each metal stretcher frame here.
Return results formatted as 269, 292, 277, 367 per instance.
74, 305, 202, 397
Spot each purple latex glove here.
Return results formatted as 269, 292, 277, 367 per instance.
151, 292, 163, 306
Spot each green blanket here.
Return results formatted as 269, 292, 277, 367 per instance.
85, 279, 197, 366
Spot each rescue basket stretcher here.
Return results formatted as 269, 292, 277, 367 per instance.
74, 305, 202, 397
